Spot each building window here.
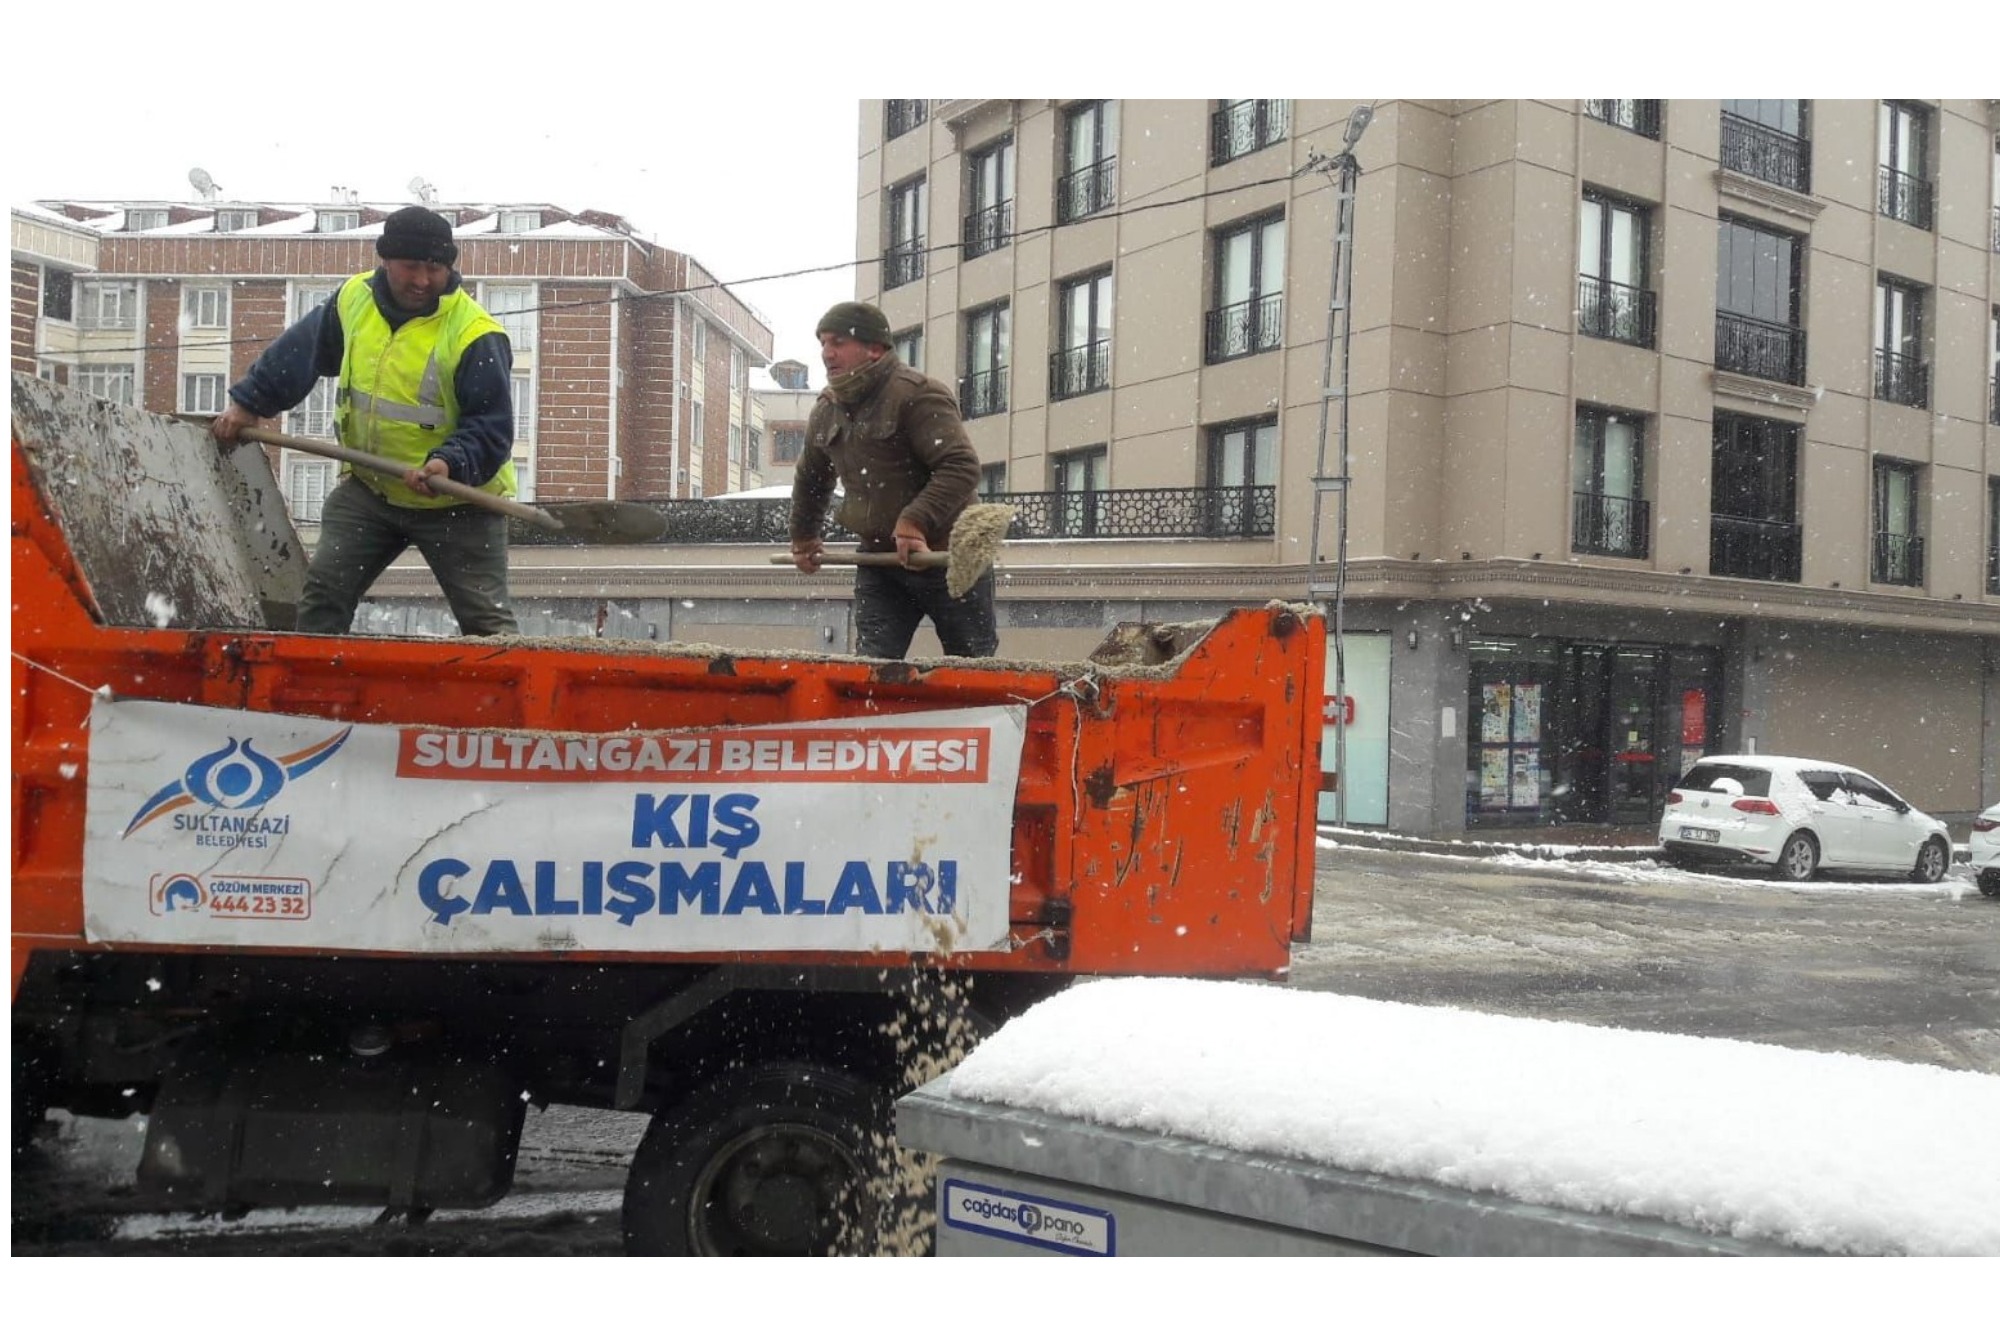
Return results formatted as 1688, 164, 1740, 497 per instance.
1714, 216, 1805, 385
74, 363, 136, 405
689, 400, 705, 499
283, 457, 336, 524
1052, 446, 1108, 537
497, 209, 540, 234
125, 208, 167, 231
291, 283, 340, 322
885, 177, 927, 289
1878, 102, 1933, 230
1573, 407, 1649, 559
1990, 306, 1999, 426
1874, 278, 1928, 409
979, 463, 1007, 501
1720, 100, 1811, 193
1051, 269, 1113, 400
1581, 99, 1661, 139
511, 372, 536, 443
964, 136, 1015, 260
1207, 212, 1285, 363
215, 209, 258, 233
76, 280, 139, 331
772, 424, 806, 464
1991, 137, 1999, 253
483, 285, 538, 354
961, 302, 1010, 419
41, 268, 73, 322
1989, 478, 2000, 595
1872, 459, 1924, 588
183, 286, 230, 331
1710, 411, 1801, 583
729, 422, 743, 467
885, 100, 927, 140
180, 373, 226, 415
1210, 99, 1289, 165
1059, 101, 1119, 224
1205, 416, 1277, 538
747, 429, 761, 472
317, 211, 359, 233
893, 327, 923, 371
730, 346, 745, 390
288, 378, 337, 437
1577, 192, 1654, 348
691, 317, 707, 363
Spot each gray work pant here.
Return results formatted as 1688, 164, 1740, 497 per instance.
297, 476, 517, 636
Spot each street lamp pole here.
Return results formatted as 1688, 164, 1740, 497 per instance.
1306, 104, 1372, 829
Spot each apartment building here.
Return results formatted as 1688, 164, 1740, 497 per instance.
851, 98, 2000, 833
10, 196, 773, 513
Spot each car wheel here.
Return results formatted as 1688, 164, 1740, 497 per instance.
1773, 832, 1818, 883
1978, 869, 2000, 899
1909, 838, 1949, 885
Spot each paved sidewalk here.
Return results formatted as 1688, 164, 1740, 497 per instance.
1317, 824, 1660, 864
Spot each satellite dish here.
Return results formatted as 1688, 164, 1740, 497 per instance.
188, 166, 219, 200
408, 176, 437, 204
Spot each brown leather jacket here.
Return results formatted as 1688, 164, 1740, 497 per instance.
789, 356, 981, 552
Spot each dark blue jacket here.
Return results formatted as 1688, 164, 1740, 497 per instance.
227, 268, 515, 487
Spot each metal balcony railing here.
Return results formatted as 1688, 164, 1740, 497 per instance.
503, 486, 1278, 548
1874, 348, 1929, 409
1577, 275, 1656, 348
1049, 339, 1111, 400
884, 239, 926, 290
1877, 166, 1934, 230
1715, 311, 1806, 385
1572, 492, 1651, 559
1710, 512, 1802, 583
959, 367, 1008, 419
1720, 113, 1811, 193
1210, 100, 1289, 165
885, 100, 927, 139
1057, 158, 1116, 224
962, 200, 1012, 260
1582, 99, 1661, 139
1871, 531, 1925, 587
1205, 292, 1284, 362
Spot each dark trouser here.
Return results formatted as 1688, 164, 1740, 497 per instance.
297, 477, 517, 636
852, 563, 998, 659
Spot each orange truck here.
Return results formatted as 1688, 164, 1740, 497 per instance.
10, 373, 1324, 1254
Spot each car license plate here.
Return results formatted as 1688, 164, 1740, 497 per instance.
1679, 827, 1720, 843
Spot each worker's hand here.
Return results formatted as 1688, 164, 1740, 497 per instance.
892, 518, 930, 568
403, 457, 451, 496
791, 537, 824, 574
209, 401, 258, 445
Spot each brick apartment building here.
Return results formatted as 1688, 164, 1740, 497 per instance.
10, 196, 773, 516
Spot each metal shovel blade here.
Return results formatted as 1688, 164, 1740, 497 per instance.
533, 501, 668, 543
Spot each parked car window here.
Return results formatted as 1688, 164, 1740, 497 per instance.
1797, 771, 1844, 801
1841, 774, 1903, 812
1680, 763, 1771, 797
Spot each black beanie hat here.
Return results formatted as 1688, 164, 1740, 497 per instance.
377, 206, 459, 267
815, 300, 893, 348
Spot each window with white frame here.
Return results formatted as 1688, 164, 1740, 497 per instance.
498, 209, 540, 233
317, 211, 359, 233
511, 371, 537, 500
893, 326, 923, 371
291, 283, 341, 323
284, 457, 336, 523
75, 363, 136, 404
125, 209, 167, 232
77, 280, 138, 331
730, 422, 743, 466
690, 400, 705, 498
483, 285, 538, 353
37, 361, 60, 382
691, 317, 708, 363
181, 373, 226, 414
183, 286, 230, 330
731, 346, 744, 390
748, 428, 761, 472
288, 378, 338, 437
215, 209, 258, 233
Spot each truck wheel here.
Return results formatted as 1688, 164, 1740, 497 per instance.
622, 1062, 889, 1257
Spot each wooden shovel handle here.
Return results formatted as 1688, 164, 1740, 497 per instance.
769, 550, 950, 569
238, 425, 561, 530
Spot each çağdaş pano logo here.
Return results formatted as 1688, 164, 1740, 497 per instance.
122, 728, 352, 842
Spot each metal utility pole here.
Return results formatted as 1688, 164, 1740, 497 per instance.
1306, 104, 1372, 828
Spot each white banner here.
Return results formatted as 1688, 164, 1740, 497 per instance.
83, 697, 1026, 954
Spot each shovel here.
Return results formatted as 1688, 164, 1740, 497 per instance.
234, 425, 669, 543
771, 503, 1012, 598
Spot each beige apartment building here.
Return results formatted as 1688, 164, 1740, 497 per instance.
847, 98, 2000, 833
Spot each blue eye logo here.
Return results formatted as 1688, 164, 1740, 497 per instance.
122, 727, 351, 837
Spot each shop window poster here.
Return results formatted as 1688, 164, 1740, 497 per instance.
1481, 683, 1511, 743
1511, 748, 1541, 809
1511, 683, 1542, 743
1480, 747, 1509, 809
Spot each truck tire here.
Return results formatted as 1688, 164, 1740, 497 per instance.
622, 1061, 891, 1257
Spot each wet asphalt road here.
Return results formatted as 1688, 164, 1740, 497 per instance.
13, 847, 1998, 1252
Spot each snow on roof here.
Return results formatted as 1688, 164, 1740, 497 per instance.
943, 977, 2000, 1256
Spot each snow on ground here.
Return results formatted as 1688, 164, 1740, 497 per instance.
944, 977, 2000, 1256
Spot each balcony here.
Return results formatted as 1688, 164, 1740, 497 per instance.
1710, 512, 1801, 583
1049, 339, 1111, 400
1204, 292, 1284, 363
1057, 158, 1116, 224
1572, 492, 1651, 559
1720, 113, 1810, 193
959, 367, 1008, 420
1576, 276, 1656, 348
1582, 99, 1661, 139
883, 239, 925, 290
1210, 100, 1288, 165
1871, 531, 1925, 588
1714, 311, 1806, 386
1874, 348, 1929, 410
1877, 166, 1934, 230
962, 200, 1012, 260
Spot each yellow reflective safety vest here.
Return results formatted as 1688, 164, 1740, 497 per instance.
333, 272, 516, 508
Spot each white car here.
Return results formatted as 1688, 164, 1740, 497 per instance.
1971, 803, 2000, 899
1658, 755, 1952, 884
